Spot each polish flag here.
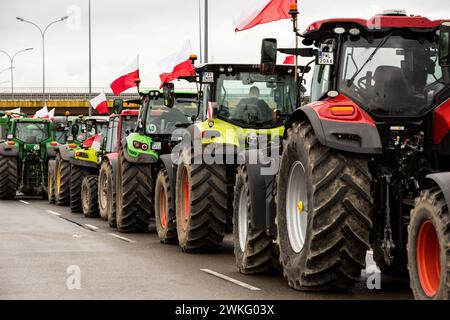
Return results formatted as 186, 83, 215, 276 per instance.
158, 40, 195, 88
283, 55, 295, 64
5, 107, 21, 118
110, 55, 139, 95
82, 133, 102, 151
90, 92, 109, 115
234, 0, 295, 32
33, 106, 49, 118
48, 108, 55, 121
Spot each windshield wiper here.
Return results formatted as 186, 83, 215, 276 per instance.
346, 34, 392, 87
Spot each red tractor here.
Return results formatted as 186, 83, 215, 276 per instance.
237, 10, 450, 299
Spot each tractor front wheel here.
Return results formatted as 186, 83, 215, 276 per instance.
55, 156, 71, 206
155, 169, 177, 244
47, 159, 56, 203
276, 122, 372, 290
99, 161, 116, 227
408, 188, 450, 300
233, 165, 279, 274
81, 175, 99, 218
0, 156, 17, 199
70, 164, 90, 213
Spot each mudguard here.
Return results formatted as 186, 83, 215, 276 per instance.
0, 143, 19, 157
240, 148, 280, 235
426, 172, 450, 210
104, 153, 119, 187
160, 154, 177, 212
69, 157, 98, 169
121, 135, 158, 164
286, 103, 382, 154
58, 145, 75, 161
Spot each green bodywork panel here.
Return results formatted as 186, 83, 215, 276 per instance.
125, 132, 158, 160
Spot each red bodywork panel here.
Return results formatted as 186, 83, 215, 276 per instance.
434, 99, 450, 145
308, 94, 376, 126
304, 15, 445, 35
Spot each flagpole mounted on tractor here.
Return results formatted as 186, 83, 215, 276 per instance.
289, 2, 299, 83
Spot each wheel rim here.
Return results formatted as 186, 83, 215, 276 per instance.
82, 182, 89, 212
179, 168, 190, 229
56, 162, 61, 194
286, 161, 308, 253
238, 186, 248, 252
159, 183, 168, 229
48, 168, 53, 197
417, 219, 441, 297
100, 173, 108, 211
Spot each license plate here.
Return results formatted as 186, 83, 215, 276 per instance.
318, 52, 334, 65
152, 142, 162, 150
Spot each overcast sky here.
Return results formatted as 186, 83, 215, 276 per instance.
0, 0, 448, 91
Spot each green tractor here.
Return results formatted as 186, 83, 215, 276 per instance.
0, 117, 59, 199
113, 89, 198, 233
52, 116, 108, 208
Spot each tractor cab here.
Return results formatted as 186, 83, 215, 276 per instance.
104, 110, 139, 154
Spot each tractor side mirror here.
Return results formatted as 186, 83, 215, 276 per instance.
439, 23, 450, 67
113, 99, 124, 114
163, 83, 175, 108
261, 38, 277, 75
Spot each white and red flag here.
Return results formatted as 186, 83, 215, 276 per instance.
82, 133, 102, 151
110, 55, 139, 95
48, 108, 55, 121
33, 106, 49, 119
158, 40, 195, 88
89, 92, 109, 115
234, 0, 295, 32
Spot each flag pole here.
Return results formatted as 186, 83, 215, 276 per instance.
289, 2, 299, 83
198, 0, 203, 63
88, 0, 92, 116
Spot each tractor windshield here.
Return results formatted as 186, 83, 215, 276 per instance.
15, 122, 49, 144
144, 100, 196, 135
215, 72, 296, 128
339, 35, 444, 116
121, 116, 138, 137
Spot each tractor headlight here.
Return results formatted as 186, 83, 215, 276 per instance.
34, 144, 40, 151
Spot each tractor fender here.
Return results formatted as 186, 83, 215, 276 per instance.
160, 154, 177, 211
0, 143, 19, 157
285, 105, 382, 154
426, 172, 450, 209
58, 145, 74, 161
239, 148, 279, 235
121, 136, 158, 164
69, 157, 98, 169
104, 153, 119, 185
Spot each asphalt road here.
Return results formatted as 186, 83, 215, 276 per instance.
0, 197, 413, 300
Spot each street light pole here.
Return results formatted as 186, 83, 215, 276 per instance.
88, 0, 92, 116
16, 16, 68, 105
204, 0, 208, 63
0, 48, 33, 98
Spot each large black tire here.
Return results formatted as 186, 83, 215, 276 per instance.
0, 156, 17, 199
276, 122, 372, 291
55, 156, 71, 206
99, 161, 116, 227
155, 169, 177, 244
70, 164, 90, 213
408, 188, 450, 300
175, 148, 228, 253
233, 165, 279, 274
116, 146, 152, 233
47, 159, 56, 203
81, 175, 99, 218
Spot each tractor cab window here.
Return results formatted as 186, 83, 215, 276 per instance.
121, 116, 138, 138
215, 72, 296, 128
15, 122, 49, 144
0, 124, 6, 141
144, 99, 192, 135
310, 38, 336, 102
339, 35, 444, 116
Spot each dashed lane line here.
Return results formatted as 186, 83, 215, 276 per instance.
200, 269, 261, 291
19, 200, 30, 205
108, 233, 136, 243
84, 224, 99, 231
46, 210, 61, 216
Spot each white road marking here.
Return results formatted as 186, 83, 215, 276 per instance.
108, 233, 136, 243
84, 224, 99, 231
19, 200, 30, 205
46, 210, 61, 216
200, 269, 261, 291
72, 234, 82, 238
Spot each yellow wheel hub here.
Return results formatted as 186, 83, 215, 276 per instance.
297, 201, 303, 213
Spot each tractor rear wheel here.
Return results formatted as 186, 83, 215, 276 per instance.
47, 159, 56, 203
233, 165, 279, 274
55, 156, 71, 206
116, 146, 152, 233
276, 122, 372, 290
0, 156, 17, 199
70, 164, 90, 213
175, 148, 228, 253
99, 161, 116, 227
155, 169, 177, 244
81, 175, 99, 218
408, 188, 450, 300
